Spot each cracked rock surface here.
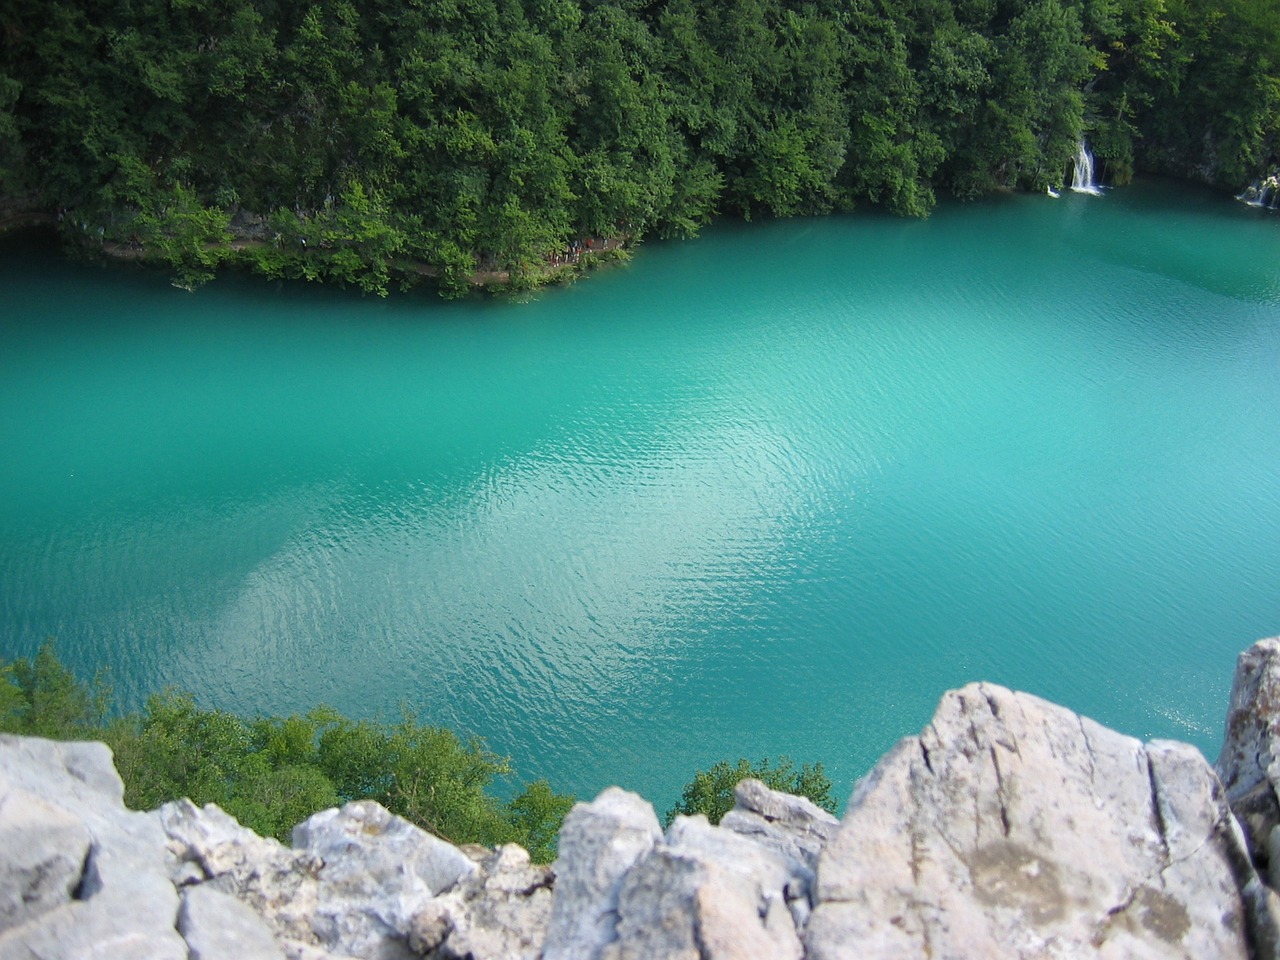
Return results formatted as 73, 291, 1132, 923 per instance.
1218, 638, 1280, 875
602, 813, 807, 960
806, 682, 1266, 959
542, 787, 664, 960
414, 843, 554, 960
0, 734, 186, 960
0, 738, 553, 960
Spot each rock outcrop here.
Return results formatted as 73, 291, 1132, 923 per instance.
1217, 637, 1280, 880
0, 736, 187, 960
542, 787, 663, 960
805, 683, 1274, 959
6, 637, 1280, 959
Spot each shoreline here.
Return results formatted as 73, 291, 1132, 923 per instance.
98, 232, 632, 295
0, 205, 632, 296
1, 173, 1260, 296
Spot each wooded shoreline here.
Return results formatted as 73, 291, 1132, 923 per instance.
0, 203, 633, 295
1, 0, 1275, 295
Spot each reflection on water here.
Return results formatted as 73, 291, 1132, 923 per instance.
2, 181, 1279, 810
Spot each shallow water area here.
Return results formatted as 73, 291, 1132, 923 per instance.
3, 179, 1279, 811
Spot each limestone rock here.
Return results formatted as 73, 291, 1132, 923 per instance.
293, 801, 478, 899
806, 682, 1263, 960
160, 798, 323, 948
1217, 637, 1280, 874
597, 846, 704, 960
542, 788, 663, 960
0, 735, 185, 960
415, 843, 553, 960
601, 814, 805, 960
179, 884, 287, 960
0, 786, 92, 932
164, 797, 481, 960
720, 777, 838, 876
289, 800, 478, 959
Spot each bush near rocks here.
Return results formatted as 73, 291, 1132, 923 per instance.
664, 756, 837, 828
0, 644, 573, 860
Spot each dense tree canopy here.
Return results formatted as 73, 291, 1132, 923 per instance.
0, 0, 1276, 293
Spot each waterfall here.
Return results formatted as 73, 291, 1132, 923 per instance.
1238, 173, 1280, 208
1070, 141, 1102, 195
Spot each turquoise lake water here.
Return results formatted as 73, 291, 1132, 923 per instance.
3, 179, 1279, 813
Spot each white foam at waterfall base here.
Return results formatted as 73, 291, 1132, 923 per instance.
1237, 174, 1279, 208
1071, 141, 1103, 196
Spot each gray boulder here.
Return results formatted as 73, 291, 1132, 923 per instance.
163, 797, 484, 960
601, 814, 805, 960
161, 798, 324, 950
806, 682, 1270, 959
542, 788, 663, 960
290, 800, 478, 960
720, 776, 839, 932
544, 782, 825, 960
0, 735, 186, 960
720, 777, 839, 876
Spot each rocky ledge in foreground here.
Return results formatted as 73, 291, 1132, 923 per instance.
7, 638, 1280, 959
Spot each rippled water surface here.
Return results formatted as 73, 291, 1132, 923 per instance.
3, 180, 1279, 810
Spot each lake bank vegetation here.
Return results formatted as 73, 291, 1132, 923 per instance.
0, 645, 836, 861
0, 644, 577, 860
0, 0, 1276, 294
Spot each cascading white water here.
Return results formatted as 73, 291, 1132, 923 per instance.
1071, 141, 1102, 195
1238, 173, 1280, 208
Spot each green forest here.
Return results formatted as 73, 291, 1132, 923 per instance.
0, 0, 1276, 294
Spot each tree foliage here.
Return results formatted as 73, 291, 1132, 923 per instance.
0, 0, 1273, 293
0, 645, 573, 860
0, 643, 110, 738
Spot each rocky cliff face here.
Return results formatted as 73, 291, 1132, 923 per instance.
6, 638, 1280, 960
